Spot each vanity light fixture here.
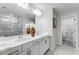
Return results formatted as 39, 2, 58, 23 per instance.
16, 3, 29, 10
33, 8, 42, 16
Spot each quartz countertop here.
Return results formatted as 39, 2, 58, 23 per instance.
0, 33, 49, 53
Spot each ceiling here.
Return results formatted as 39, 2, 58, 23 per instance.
0, 3, 35, 19
0, 3, 79, 18
32, 3, 79, 15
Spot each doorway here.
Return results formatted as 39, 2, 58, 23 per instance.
61, 16, 77, 48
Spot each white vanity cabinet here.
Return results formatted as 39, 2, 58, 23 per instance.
19, 39, 40, 55
30, 36, 49, 55
22, 42, 32, 51
39, 36, 49, 55
19, 41, 32, 55
19, 36, 49, 55
0, 35, 49, 55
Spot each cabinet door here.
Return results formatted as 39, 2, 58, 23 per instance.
31, 44, 40, 55
45, 36, 49, 49
40, 36, 49, 55
40, 40, 46, 55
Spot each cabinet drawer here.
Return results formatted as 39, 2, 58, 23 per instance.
22, 42, 32, 51
32, 39, 40, 46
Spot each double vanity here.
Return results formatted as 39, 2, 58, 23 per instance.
0, 33, 50, 55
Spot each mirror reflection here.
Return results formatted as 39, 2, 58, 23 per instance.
0, 3, 35, 37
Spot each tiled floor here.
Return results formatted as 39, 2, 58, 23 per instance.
46, 40, 79, 55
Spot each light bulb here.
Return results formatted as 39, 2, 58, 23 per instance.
33, 8, 42, 16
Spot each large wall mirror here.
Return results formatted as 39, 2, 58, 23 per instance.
0, 16, 21, 37
0, 3, 35, 37
0, 15, 35, 37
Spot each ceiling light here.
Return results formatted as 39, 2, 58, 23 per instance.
16, 3, 29, 10
33, 8, 42, 16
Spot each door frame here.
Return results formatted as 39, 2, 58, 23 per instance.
60, 15, 78, 47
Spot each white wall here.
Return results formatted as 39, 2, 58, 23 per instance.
35, 8, 56, 50
56, 15, 62, 45
52, 9, 62, 46
35, 8, 53, 35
